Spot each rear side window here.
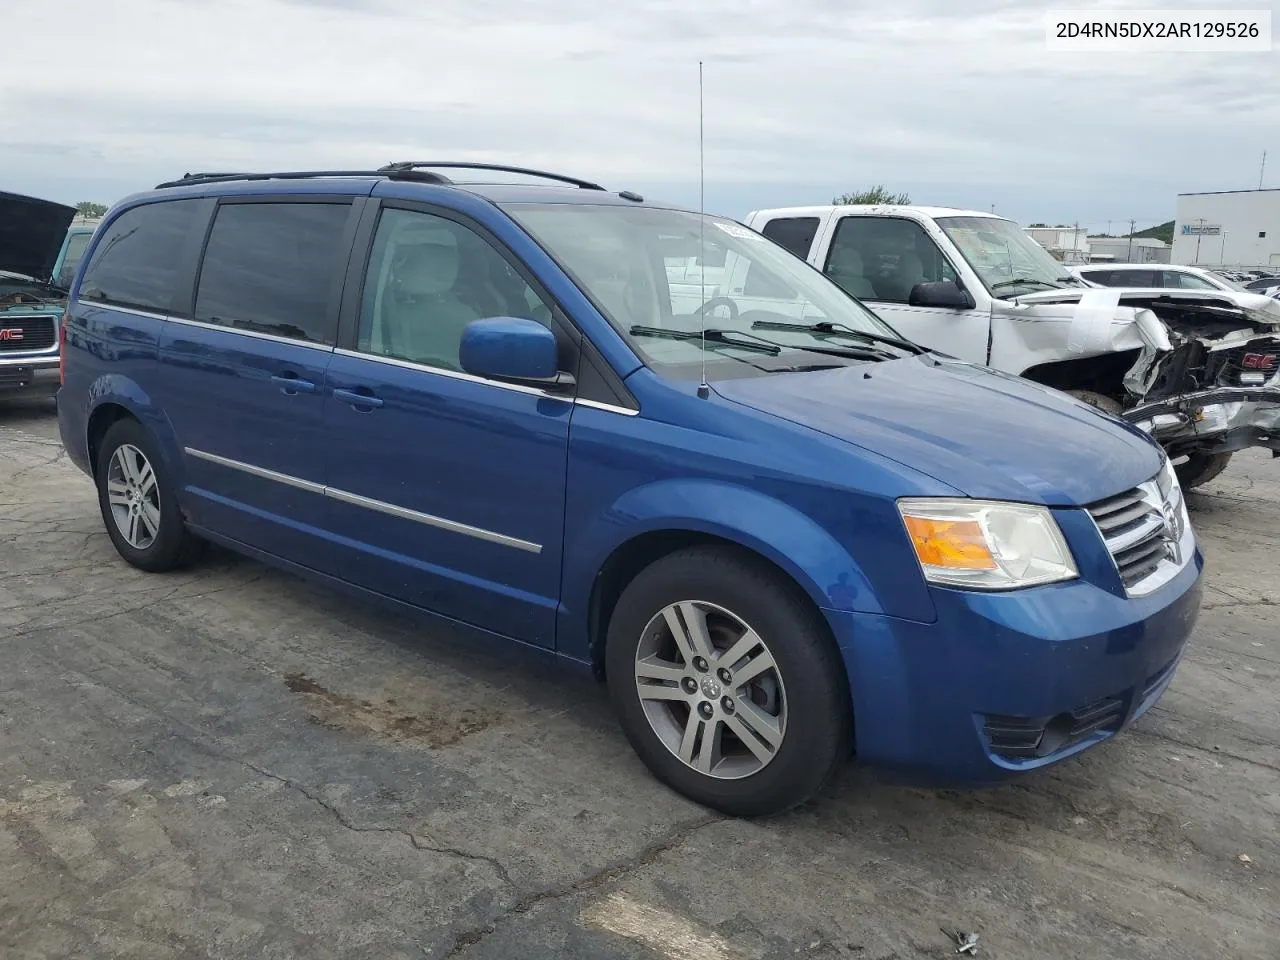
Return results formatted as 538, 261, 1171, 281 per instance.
759, 217, 819, 259
1082, 270, 1112, 285
78, 200, 201, 312
1166, 270, 1217, 290
194, 202, 352, 344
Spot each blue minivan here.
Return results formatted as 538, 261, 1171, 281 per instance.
57, 163, 1203, 815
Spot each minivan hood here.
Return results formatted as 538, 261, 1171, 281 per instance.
0, 191, 77, 282
713, 355, 1163, 506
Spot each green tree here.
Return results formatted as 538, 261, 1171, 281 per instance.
75, 202, 108, 219
832, 185, 911, 205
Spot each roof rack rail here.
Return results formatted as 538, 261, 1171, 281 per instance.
378, 161, 606, 191
154, 169, 452, 189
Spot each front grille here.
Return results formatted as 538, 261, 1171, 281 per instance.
0, 314, 58, 352
1213, 341, 1280, 386
1087, 486, 1167, 588
983, 693, 1127, 761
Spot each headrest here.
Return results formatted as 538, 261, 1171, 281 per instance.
391, 233, 459, 296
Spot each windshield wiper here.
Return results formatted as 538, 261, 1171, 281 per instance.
748, 319, 925, 355
629, 325, 780, 355
990, 276, 1059, 292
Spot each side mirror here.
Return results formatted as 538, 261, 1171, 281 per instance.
459, 317, 574, 390
908, 280, 975, 310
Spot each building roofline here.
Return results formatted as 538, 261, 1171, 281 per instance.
1176, 188, 1280, 196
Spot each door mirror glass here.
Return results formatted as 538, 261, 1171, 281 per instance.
908, 280, 974, 309
459, 317, 570, 388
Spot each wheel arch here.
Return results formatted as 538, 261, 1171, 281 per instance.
1019, 349, 1141, 405
564, 480, 888, 678
83, 375, 181, 480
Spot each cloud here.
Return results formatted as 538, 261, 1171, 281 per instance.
0, 0, 1274, 229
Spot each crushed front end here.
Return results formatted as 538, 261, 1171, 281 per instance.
1119, 296, 1280, 460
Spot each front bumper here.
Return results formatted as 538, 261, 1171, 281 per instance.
1126, 386, 1280, 457
824, 544, 1204, 784
0, 354, 59, 395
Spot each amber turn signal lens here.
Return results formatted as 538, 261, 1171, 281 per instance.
902, 516, 997, 570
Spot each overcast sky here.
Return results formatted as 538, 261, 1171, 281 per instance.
1, 0, 1274, 231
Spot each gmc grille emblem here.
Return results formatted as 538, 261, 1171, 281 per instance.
1241, 352, 1277, 370
0, 329, 24, 341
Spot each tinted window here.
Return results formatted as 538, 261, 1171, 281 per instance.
56, 232, 94, 288
79, 200, 201, 312
1083, 270, 1113, 285
760, 217, 819, 259
357, 208, 554, 372
194, 202, 351, 344
1166, 270, 1217, 290
1114, 269, 1159, 286
826, 216, 957, 302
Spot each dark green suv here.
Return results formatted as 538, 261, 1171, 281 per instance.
0, 190, 76, 398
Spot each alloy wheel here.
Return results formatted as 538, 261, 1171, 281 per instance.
634, 600, 787, 780
106, 444, 161, 550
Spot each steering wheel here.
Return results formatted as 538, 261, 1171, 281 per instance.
692, 297, 740, 321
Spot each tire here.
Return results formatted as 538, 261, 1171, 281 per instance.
605, 546, 853, 817
95, 418, 203, 572
1174, 452, 1232, 489
1065, 388, 1123, 416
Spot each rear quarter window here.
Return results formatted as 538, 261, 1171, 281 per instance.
78, 200, 203, 312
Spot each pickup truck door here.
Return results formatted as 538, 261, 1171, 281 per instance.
812, 214, 991, 365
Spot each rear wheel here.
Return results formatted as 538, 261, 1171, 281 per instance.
96, 418, 203, 572
605, 546, 852, 817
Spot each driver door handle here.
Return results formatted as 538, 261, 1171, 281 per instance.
332, 387, 384, 410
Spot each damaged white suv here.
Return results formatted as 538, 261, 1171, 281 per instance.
741, 205, 1280, 487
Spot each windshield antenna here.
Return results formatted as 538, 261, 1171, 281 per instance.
697, 59, 710, 399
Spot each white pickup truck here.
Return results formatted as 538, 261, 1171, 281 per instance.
713, 204, 1280, 487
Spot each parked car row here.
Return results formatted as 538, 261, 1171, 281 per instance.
44, 163, 1207, 816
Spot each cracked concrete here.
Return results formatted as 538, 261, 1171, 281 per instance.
2, 395, 1278, 959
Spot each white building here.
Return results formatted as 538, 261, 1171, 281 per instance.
1024, 226, 1089, 264
1172, 188, 1280, 270
1086, 236, 1170, 264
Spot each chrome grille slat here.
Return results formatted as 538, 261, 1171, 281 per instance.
1086, 468, 1192, 596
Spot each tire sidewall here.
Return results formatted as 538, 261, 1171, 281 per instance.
606, 549, 851, 816
95, 419, 189, 572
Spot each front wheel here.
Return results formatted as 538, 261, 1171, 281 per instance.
605, 546, 853, 817
1174, 452, 1233, 489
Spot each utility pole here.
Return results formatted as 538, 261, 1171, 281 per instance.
1194, 217, 1206, 263
1221, 230, 1228, 264
1107, 220, 1112, 236
1126, 219, 1136, 262
1261, 151, 1268, 190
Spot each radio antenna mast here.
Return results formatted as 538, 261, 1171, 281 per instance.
697, 59, 710, 399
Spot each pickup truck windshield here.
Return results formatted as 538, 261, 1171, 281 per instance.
505, 203, 907, 379
937, 216, 1074, 297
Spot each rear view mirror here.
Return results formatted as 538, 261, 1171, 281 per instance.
459, 317, 575, 390
908, 280, 975, 310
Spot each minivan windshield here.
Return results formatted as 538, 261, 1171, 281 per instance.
505, 203, 910, 379
937, 216, 1079, 297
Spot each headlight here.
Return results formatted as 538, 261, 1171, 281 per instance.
1156, 455, 1190, 541
897, 498, 1078, 590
